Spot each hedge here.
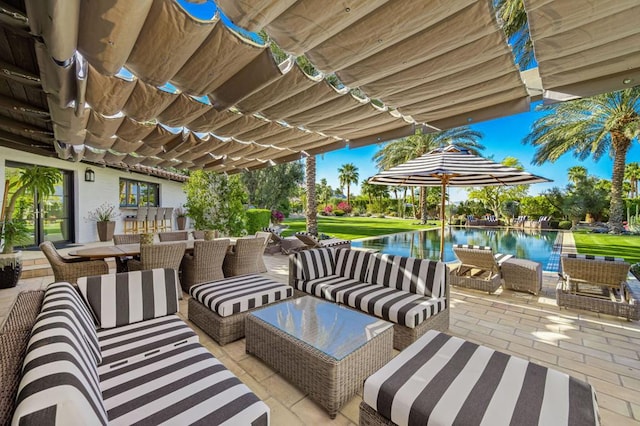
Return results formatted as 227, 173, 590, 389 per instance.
246, 209, 271, 234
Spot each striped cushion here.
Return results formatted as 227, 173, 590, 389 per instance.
100, 342, 269, 425
292, 248, 336, 281
367, 253, 446, 298
454, 244, 492, 250
97, 315, 199, 370
43, 282, 102, 365
335, 249, 373, 281
295, 275, 364, 302
190, 275, 292, 317
563, 253, 625, 262
78, 269, 180, 329
337, 283, 447, 328
13, 310, 108, 425
363, 330, 599, 426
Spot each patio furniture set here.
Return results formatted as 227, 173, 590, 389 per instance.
450, 244, 543, 295
3, 246, 604, 424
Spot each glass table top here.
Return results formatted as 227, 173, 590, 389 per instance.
250, 296, 392, 361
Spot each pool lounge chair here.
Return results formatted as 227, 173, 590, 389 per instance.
294, 232, 351, 250
263, 228, 306, 254
450, 244, 513, 293
465, 215, 484, 226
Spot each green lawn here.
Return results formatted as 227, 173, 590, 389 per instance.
573, 231, 640, 264
281, 216, 440, 240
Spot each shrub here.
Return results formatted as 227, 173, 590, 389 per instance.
558, 220, 572, 230
246, 209, 271, 234
333, 209, 345, 216
337, 201, 352, 214
388, 211, 398, 217
271, 209, 284, 224
324, 205, 333, 214
351, 207, 361, 216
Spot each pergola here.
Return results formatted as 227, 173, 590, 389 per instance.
0, 0, 638, 178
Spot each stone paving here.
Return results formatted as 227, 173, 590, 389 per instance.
5, 251, 640, 425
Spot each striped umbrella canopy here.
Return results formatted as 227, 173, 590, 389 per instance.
368, 145, 551, 260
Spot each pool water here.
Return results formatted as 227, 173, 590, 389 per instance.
351, 227, 561, 271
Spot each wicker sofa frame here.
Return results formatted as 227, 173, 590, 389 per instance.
289, 249, 450, 350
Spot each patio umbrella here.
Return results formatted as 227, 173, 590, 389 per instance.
368, 145, 551, 261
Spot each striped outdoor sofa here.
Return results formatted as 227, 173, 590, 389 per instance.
361, 330, 600, 425
11, 269, 269, 425
289, 248, 449, 350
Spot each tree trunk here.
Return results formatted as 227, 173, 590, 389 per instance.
346, 185, 350, 206
402, 187, 407, 218
305, 155, 318, 235
411, 186, 417, 219
419, 187, 427, 225
609, 134, 631, 233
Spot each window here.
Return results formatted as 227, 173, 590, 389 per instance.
119, 178, 159, 207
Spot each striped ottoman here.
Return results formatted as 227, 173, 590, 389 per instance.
361, 331, 599, 426
188, 274, 293, 345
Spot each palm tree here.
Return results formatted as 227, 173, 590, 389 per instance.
525, 87, 640, 233
337, 163, 359, 205
305, 155, 318, 235
373, 127, 484, 224
625, 162, 640, 198
494, 0, 533, 70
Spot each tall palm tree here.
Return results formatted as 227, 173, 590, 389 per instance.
625, 162, 640, 198
305, 155, 318, 235
337, 163, 359, 205
524, 87, 640, 233
373, 127, 484, 223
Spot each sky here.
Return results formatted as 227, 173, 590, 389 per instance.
316, 104, 640, 202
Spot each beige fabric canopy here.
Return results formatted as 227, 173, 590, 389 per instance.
0, 0, 635, 177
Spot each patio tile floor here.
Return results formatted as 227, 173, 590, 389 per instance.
5, 251, 640, 425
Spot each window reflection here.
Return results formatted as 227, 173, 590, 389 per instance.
119, 178, 159, 207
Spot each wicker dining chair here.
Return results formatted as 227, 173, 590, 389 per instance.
222, 237, 266, 277
254, 232, 273, 272
128, 242, 186, 272
112, 234, 141, 272
158, 231, 189, 242
181, 239, 230, 292
39, 241, 109, 284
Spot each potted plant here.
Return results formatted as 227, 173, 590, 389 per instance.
1, 166, 61, 287
175, 206, 187, 230
87, 202, 119, 242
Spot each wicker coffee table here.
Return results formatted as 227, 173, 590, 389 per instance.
245, 296, 394, 418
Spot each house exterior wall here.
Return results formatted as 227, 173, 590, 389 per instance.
0, 147, 187, 243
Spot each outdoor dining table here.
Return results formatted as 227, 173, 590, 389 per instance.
69, 238, 236, 260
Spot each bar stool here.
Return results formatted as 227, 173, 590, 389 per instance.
135, 207, 148, 234
155, 207, 166, 231
146, 207, 158, 233
164, 207, 174, 231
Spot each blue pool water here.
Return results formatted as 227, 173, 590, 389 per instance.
351, 227, 561, 271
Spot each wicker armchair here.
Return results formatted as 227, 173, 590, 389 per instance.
158, 231, 189, 242
223, 237, 266, 277
39, 241, 109, 284
112, 234, 141, 272
181, 239, 230, 292
128, 242, 186, 271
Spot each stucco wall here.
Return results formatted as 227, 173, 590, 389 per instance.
0, 147, 187, 243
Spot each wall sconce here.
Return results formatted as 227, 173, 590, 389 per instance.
84, 168, 95, 182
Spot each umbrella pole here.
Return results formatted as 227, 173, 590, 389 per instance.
439, 177, 449, 261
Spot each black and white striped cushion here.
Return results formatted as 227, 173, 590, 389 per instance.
367, 253, 446, 297
563, 253, 624, 262
13, 310, 108, 425
190, 275, 292, 317
42, 282, 102, 364
335, 249, 373, 281
97, 315, 199, 370
454, 244, 492, 250
295, 275, 363, 302
292, 248, 336, 280
337, 283, 447, 328
78, 269, 180, 329
363, 330, 599, 426
100, 342, 269, 425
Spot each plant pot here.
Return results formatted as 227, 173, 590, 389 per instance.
176, 216, 187, 230
97, 221, 116, 242
0, 251, 22, 288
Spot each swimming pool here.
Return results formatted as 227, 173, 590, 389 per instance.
351, 227, 561, 271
